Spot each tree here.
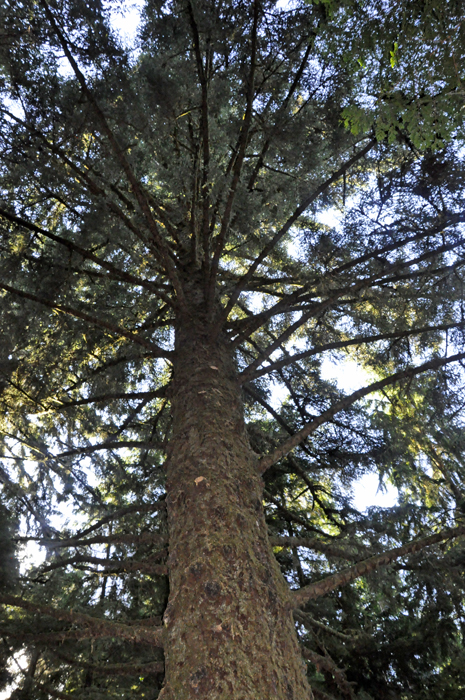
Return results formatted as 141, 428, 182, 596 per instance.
1, 0, 465, 698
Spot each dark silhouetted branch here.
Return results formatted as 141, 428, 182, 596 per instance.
0, 594, 165, 647
218, 138, 377, 328
259, 350, 465, 473
291, 524, 465, 608
0, 281, 170, 357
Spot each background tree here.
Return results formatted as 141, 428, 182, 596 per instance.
1, 0, 465, 698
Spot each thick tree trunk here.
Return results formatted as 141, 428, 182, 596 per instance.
161, 294, 312, 699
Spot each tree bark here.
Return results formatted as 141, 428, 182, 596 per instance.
162, 291, 312, 699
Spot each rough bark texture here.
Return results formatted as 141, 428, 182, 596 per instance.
161, 284, 312, 699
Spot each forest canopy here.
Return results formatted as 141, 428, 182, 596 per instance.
0, 1, 465, 699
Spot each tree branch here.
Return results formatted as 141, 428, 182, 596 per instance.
290, 524, 465, 608
293, 610, 360, 643
37, 553, 167, 577
269, 536, 369, 561
208, 0, 260, 308
55, 440, 165, 459
310, 688, 339, 700
300, 647, 356, 699
0, 207, 173, 305
0, 281, 171, 357
0, 594, 165, 647
247, 40, 314, 191
258, 350, 465, 473
1, 106, 170, 275
265, 491, 321, 533
186, 0, 211, 268
48, 387, 168, 411
234, 237, 465, 365
52, 650, 164, 676
39, 0, 188, 314
228, 211, 465, 346
32, 682, 73, 700
74, 501, 166, 540
18, 531, 167, 550
217, 137, 377, 329
241, 321, 465, 383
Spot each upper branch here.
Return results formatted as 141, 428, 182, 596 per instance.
187, 0, 210, 267
0, 594, 164, 647
241, 321, 465, 383
18, 531, 167, 549
37, 553, 167, 577
0, 208, 173, 306
208, 0, 260, 310
229, 211, 465, 344
247, 40, 313, 191
51, 651, 164, 676
269, 536, 369, 561
0, 104, 177, 287
48, 387, 167, 411
216, 137, 377, 330
235, 236, 465, 366
258, 350, 465, 473
39, 0, 188, 314
56, 439, 165, 459
74, 501, 166, 540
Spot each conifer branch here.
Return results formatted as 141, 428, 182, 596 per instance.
56, 440, 165, 459
37, 554, 167, 577
258, 350, 465, 473
0, 207, 173, 305
311, 688, 339, 700
293, 610, 361, 642
208, 0, 260, 308
247, 40, 314, 191
246, 379, 324, 470
0, 281, 171, 356
241, 321, 465, 382
74, 501, 166, 540
0, 430, 106, 506
269, 536, 369, 561
1, 104, 168, 274
330, 211, 465, 278
0, 594, 165, 647
265, 491, 321, 533
0, 464, 58, 538
300, 647, 356, 699
39, 0, 188, 314
235, 237, 465, 363
218, 137, 377, 328
18, 532, 167, 549
52, 651, 164, 676
290, 524, 465, 608
244, 383, 295, 435
48, 387, 168, 411
186, 0, 211, 267
226, 214, 465, 329
33, 683, 76, 700
228, 213, 465, 344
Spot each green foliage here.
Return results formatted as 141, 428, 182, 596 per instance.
0, 0, 465, 698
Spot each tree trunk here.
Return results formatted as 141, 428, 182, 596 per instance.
162, 292, 312, 699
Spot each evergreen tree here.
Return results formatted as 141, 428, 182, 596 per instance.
1, 1, 465, 698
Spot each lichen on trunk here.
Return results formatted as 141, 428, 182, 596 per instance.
162, 293, 312, 699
